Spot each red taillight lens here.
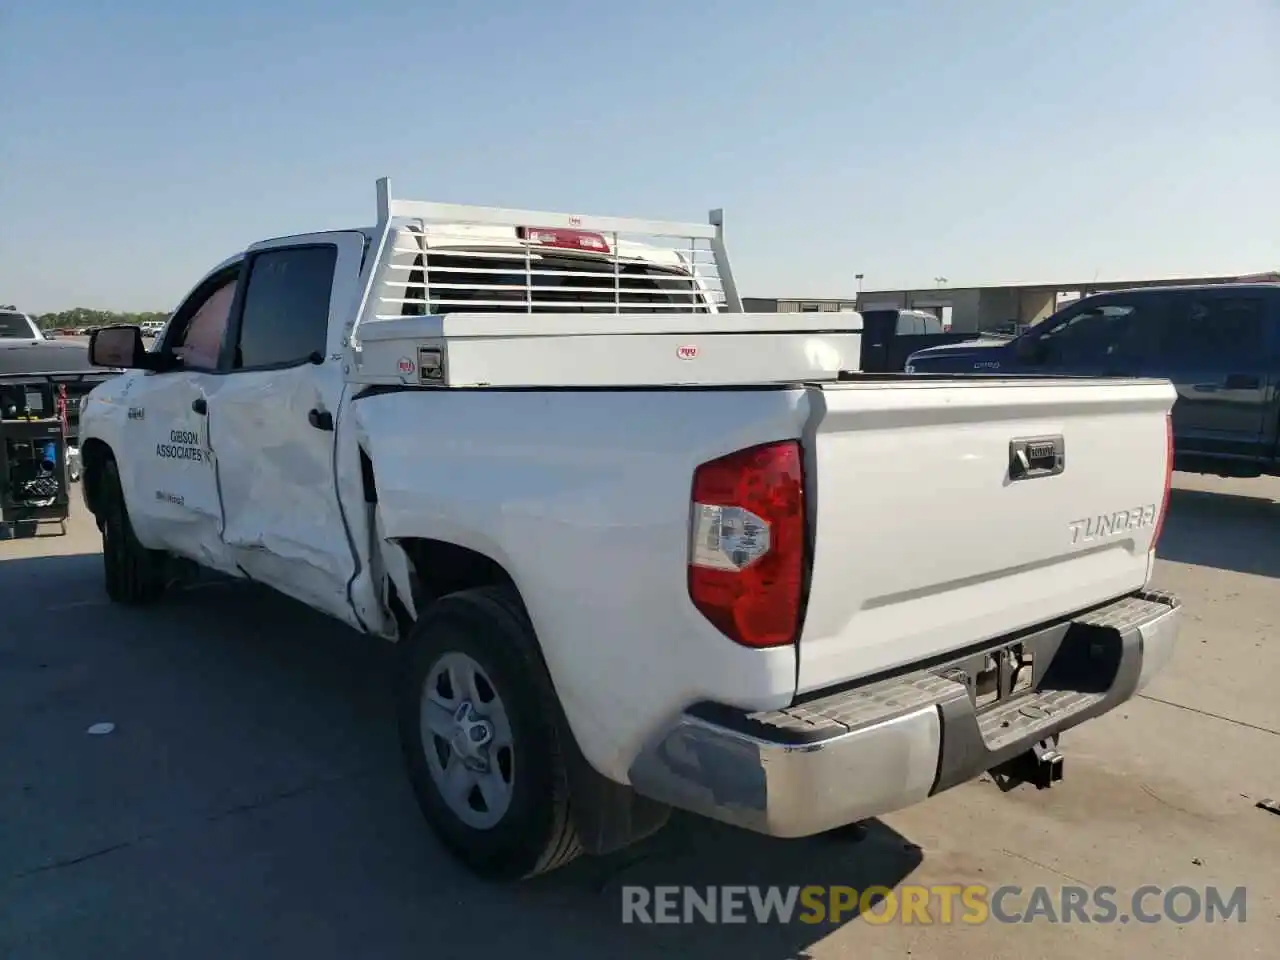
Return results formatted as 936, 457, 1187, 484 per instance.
1151, 412, 1174, 549
688, 440, 806, 648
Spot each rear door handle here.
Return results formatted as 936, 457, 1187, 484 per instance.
1194, 375, 1261, 392
308, 408, 334, 431
191, 397, 207, 415
1224, 374, 1260, 389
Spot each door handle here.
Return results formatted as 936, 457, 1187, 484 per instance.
191, 397, 207, 415
1193, 375, 1261, 392
308, 408, 334, 432
1223, 374, 1260, 390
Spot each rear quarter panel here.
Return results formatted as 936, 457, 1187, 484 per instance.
351, 387, 809, 783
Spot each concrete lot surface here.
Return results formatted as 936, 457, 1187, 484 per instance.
1, 475, 1277, 958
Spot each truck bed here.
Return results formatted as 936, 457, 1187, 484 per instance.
351, 370, 1174, 782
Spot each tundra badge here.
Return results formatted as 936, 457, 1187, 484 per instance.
1068, 505, 1158, 544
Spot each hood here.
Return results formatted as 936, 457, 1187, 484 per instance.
0, 338, 96, 376
907, 337, 1010, 361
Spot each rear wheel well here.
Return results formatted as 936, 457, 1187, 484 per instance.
398, 537, 517, 614
393, 538, 671, 857
80, 438, 114, 521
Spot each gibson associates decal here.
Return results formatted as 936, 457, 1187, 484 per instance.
156, 428, 205, 463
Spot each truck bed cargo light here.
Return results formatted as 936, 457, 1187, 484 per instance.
515, 226, 610, 253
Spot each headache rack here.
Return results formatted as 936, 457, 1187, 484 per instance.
346, 179, 861, 388
356, 178, 740, 327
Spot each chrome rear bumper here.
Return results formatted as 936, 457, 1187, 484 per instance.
628, 591, 1181, 838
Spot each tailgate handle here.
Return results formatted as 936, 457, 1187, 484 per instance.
1009, 436, 1064, 481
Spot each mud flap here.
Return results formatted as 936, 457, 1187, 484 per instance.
557, 712, 672, 856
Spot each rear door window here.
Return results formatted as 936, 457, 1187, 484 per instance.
0, 312, 36, 337
233, 245, 337, 368
1156, 294, 1266, 369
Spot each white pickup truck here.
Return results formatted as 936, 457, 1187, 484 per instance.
78, 180, 1182, 881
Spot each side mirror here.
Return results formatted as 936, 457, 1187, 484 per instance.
89, 325, 151, 369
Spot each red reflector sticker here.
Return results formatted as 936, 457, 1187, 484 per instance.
677, 344, 699, 360
397, 356, 416, 375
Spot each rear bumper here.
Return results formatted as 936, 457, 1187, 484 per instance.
628, 590, 1180, 838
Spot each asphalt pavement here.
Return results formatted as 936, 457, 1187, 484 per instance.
1, 474, 1277, 958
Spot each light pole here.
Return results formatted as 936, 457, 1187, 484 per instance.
855, 273, 864, 294
934, 276, 947, 288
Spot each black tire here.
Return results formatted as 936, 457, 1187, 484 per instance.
100, 457, 167, 605
396, 585, 582, 880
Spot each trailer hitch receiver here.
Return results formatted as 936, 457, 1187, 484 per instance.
995, 736, 1064, 790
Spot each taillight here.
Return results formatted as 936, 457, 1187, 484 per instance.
688, 440, 807, 648
1151, 413, 1173, 549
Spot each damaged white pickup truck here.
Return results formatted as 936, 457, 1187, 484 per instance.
78, 180, 1182, 880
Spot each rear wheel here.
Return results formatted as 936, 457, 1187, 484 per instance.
396, 585, 582, 880
99, 458, 167, 605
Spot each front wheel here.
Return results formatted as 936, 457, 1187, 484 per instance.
396, 586, 582, 880
99, 458, 167, 605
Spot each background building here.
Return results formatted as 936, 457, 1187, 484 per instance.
744, 271, 1280, 333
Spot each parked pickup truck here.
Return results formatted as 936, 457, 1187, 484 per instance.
78, 180, 1182, 881
905, 283, 1280, 478
856, 307, 1000, 372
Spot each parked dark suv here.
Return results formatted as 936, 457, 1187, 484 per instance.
904, 283, 1280, 478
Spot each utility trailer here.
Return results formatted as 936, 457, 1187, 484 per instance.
47, 370, 119, 479
0, 371, 115, 537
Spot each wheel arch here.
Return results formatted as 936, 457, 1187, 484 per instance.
394, 555, 671, 857
80, 437, 115, 522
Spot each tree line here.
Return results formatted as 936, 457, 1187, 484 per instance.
1, 305, 169, 330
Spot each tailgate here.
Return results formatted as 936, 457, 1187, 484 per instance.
797, 376, 1175, 694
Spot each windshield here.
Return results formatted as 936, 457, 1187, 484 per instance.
0, 312, 38, 338
1032, 304, 1134, 341
1017, 300, 1150, 367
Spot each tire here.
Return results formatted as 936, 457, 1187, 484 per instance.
100, 457, 167, 605
396, 585, 582, 880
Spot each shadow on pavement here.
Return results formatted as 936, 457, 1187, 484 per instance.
0, 559, 924, 959
1156, 486, 1280, 578
0, 519, 70, 541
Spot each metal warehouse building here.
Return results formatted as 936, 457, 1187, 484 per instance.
745, 270, 1280, 332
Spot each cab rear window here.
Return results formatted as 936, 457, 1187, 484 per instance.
400, 252, 710, 315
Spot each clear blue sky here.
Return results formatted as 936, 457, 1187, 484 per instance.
3, 0, 1277, 313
